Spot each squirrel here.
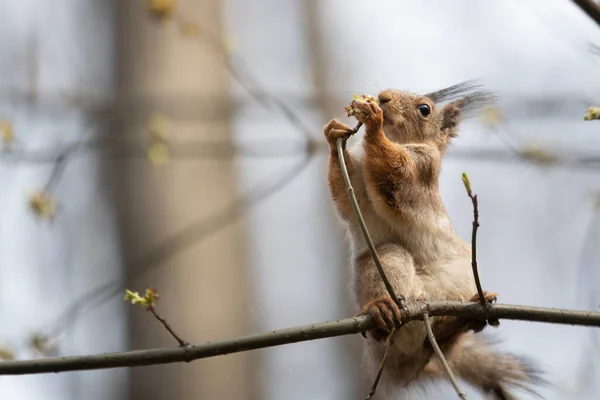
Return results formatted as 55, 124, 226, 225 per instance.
323, 81, 544, 399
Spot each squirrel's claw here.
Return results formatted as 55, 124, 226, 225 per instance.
358, 296, 403, 342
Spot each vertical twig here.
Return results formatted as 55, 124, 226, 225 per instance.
423, 314, 467, 399
365, 337, 394, 400
335, 125, 400, 306
461, 173, 486, 305
470, 194, 484, 304
336, 123, 403, 399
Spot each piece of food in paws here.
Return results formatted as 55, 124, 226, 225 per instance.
344, 94, 379, 117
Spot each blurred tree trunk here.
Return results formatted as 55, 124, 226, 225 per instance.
113, 1, 256, 399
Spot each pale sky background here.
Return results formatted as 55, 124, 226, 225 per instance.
2, 1, 600, 399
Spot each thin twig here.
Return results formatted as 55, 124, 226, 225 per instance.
423, 313, 467, 399
42, 132, 87, 192
365, 336, 394, 400
149, 308, 189, 348
335, 124, 400, 306
2, 301, 600, 375
462, 174, 486, 305
469, 194, 485, 304
43, 152, 69, 191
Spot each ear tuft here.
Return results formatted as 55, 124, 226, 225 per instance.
425, 80, 483, 103
456, 91, 498, 118
427, 80, 497, 140
441, 103, 462, 134
425, 80, 497, 118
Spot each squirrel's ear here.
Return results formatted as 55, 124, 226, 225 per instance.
441, 102, 462, 138
440, 90, 496, 138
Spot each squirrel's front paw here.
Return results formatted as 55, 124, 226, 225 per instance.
357, 296, 403, 342
351, 99, 383, 130
323, 119, 354, 149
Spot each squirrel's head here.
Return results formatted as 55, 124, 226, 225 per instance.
377, 81, 495, 148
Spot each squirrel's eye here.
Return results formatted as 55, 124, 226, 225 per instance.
417, 104, 431, 117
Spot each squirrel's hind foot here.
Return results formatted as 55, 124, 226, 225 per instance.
469, 290, 498, 304
468, 290, 500, 332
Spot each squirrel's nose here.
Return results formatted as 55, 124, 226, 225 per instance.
378, 91, 392, 104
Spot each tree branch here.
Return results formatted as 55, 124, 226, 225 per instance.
2, 301, 600, 376
572, 0, 600, 27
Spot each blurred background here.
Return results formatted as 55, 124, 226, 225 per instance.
1, 0, 600, 399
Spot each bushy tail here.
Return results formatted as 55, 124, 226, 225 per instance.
425, 333, 546, 399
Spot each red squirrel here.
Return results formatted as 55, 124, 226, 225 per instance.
324, 82, 543, 399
